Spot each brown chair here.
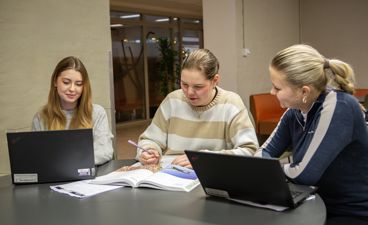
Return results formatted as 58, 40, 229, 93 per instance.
354, 88, 368, 98
354, 88, 368, 104
249, 93, 286, 136
364, 94, 368, 110
250, 93, 291, 161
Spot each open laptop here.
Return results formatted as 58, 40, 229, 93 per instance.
7, 129, 96, 184
185, 150, 317, 209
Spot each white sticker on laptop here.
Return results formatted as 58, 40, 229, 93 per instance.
14, 174, 38, 183
205, 188, 230, 198
77, 168, 92, 176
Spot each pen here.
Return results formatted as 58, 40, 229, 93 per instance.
128, 140, 148, 153
70, 191, 86, 197
171, 165, 192, 174
54, 186, 86, 197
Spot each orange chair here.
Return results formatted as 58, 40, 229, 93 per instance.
354, 88, 368, 97
249, 93, 286, 136
354, 88, 368, 104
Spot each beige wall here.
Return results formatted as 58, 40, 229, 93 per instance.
0, 0, 113, 175
203, 0, 368, 108
300, 0, 368, 88
238, 0, 300, 106
203, 0, 300, 107
203, 0, 240, 93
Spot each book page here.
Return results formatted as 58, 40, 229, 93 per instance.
160, 155, 177, 167
128, 155, 177, 168
90, 169, 153, 187
89, 155, 196, 191
137, 165, 200, 192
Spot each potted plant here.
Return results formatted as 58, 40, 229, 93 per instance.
157, 37, 180, 96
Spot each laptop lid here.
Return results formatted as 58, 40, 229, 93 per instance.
185, 150, 316, 208
7, 129, 96, 184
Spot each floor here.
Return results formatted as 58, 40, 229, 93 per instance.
115, 120, 151, 159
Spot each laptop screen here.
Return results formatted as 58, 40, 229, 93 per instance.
7, 129, 95, 184
185, 150, 316, 208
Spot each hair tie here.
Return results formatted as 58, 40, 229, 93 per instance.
323, 59, 330, 69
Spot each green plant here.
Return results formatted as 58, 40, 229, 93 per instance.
157, 38, 180, 96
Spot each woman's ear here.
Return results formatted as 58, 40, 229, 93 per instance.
212, 74, 220, 86
301, 85, 311, 95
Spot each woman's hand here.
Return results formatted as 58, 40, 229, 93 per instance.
139, 149, 160, 165
171, 154, 192, 169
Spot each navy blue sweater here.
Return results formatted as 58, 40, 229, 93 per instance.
260, 90, 368, 217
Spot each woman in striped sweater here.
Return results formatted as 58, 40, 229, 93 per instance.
137, 49, 258, 168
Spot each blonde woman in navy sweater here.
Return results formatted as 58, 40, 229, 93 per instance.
256, 44, 368, 225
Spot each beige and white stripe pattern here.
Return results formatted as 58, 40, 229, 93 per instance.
137, 87, 258, 158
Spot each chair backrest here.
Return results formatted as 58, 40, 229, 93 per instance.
354, 88, 368, 97
364, 94, 368, 110
249, 93, 286, 134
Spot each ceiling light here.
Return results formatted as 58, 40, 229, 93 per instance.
155, 18, 169, 22
110, 24, 123, 28
120, 14, 140, 19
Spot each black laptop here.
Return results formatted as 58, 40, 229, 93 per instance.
185, 150, 317, 209
6, 129, 96, 184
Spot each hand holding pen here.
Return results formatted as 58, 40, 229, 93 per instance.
128, 140, 160, 165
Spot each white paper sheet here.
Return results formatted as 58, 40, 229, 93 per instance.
50, 180, 122, 198
229, 195, 316, 212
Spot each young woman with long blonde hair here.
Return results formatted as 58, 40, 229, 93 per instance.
32, 56, 113, 165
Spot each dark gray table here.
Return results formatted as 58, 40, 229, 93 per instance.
0, 160, 326, 225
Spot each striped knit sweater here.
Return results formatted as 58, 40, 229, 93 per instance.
137, 87, 258, 158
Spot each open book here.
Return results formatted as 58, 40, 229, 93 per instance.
89, 164, 200, 192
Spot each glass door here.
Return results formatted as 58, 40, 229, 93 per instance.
110, 11, 203, 123
111, 25, 146, 122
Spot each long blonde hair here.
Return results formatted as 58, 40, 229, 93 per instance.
271, 44, 355, 94
41, 56, 93, 130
